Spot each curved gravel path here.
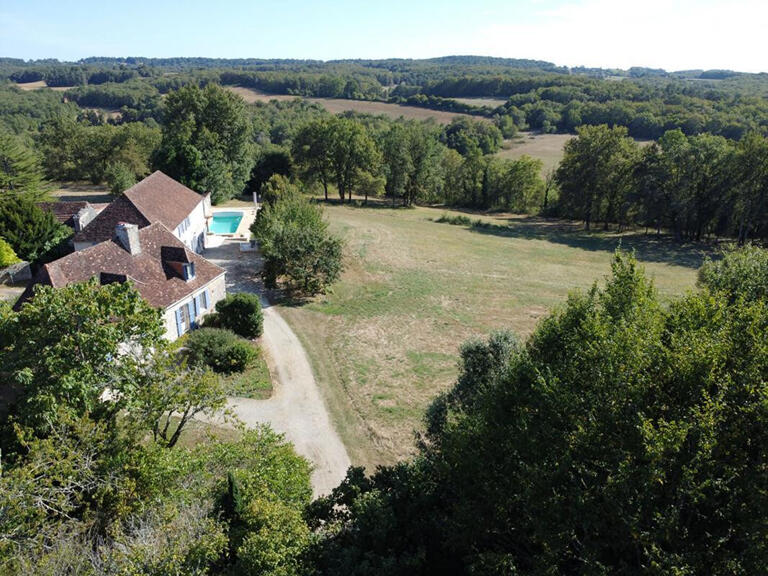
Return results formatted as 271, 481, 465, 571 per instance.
204, 239, 351, 496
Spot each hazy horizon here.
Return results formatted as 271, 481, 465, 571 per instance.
2, 0, 767, 74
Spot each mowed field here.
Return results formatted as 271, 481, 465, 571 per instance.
279, 203, 712, 471
15, 81, 69, 92
497, 132, 575, 174
226, 86, 476, 124
452, 97, 507, 108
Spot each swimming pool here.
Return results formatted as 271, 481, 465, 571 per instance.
209, 211, 243, 234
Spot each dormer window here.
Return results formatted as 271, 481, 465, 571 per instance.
182, 262, 195, 281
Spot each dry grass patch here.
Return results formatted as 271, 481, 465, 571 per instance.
15, 80, 47, 91
14, 81, 69, 92
225, 86, 476, 124
453, 97, 507, 108
225, 86, 299, 103
496, 132, 575, 174
50, 181, 112, 204
278, 203, 711, 471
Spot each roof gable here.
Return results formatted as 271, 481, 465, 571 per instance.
73, 196, 150, 243
72, 171, 204, 244
123, 171, 204, 230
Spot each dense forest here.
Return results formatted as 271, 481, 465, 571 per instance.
2, 55, 768, 241
3, 56, 768, 138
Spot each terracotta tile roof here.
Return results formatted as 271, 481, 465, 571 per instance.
38, 201, 90, 228
73, 171, 205, 244
73, 196, 150, 242
18, 222, 225, 311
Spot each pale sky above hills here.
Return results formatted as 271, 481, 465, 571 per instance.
1, 0, 765, 73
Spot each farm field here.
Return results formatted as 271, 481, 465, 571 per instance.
226, 85, 476, 124
278, 202, 713, 472
496, 132, 575, 174
452, 96, 507, 108
14, 81, 68, 91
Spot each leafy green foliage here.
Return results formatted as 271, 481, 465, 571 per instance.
185, 327, 256, 374
260, 174, 301, 207
1, 280, 164, 439
292, 116, 380, 203
699, 244, 768, 302
38, 117, 160, 184
308, 250, 768, 575
155, 83, 253, 203
215, 292, 264, 339
104, 160, 137, 195
0, 131, 47, 199
556, 124, 640, 230
0, 235, 20, 267
251, 192, 343, 295
0, 277, 310, 574
442, 116, 503, 155
0, 195, 71, 262
248, 146, 294, 194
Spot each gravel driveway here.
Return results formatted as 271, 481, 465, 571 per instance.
204, 240, 351, 496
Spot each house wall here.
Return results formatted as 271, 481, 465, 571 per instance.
161, 273, 226, 341
173, 200, 208, 254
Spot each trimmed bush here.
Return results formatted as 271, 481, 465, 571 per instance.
215, 293, 264, 339
185, 328, 256, 374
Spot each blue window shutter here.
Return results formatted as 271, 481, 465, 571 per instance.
193, 295, 200, 317
203, 289, 210, 309
186, 302, 194, 326
175, 308, 183, 336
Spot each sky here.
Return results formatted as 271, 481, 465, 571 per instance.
1, 0, 766, 73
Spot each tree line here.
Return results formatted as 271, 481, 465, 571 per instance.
6, 56, 768, 140
555, 124, 768, 242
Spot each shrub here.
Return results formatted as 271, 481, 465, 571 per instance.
185, 328, 256, 374
215, 293, 264, 339
435, 213, 472, 226
0, 236, 21, 267
0, 196, 71, 263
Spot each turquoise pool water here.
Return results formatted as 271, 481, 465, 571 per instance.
210, 211, 243, 234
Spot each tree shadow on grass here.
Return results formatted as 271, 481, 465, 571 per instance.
455, 216, 717, 270
310, 196, 415, 211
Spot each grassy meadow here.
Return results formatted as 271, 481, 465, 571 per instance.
278, 202, 714, 471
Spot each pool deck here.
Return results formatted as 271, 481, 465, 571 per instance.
206, 206, 257, 248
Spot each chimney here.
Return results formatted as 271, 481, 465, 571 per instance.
74, 205, 96, 232
115, 223, 141, 255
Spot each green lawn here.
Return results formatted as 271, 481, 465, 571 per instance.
279, 203, 714, 471
220, 344, 272, 399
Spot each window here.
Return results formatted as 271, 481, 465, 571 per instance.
174, 289, 212, 338
175, 304, 191, 337
182, 262, 195, 281
177, 217, 191, 236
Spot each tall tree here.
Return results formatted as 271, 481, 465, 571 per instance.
0, 132, 47, 199
326, 117, 380, 203
556, 124, 638, 230
293, 118, 334, 201
732, 132, 768, 244
155, 84, 253, 203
